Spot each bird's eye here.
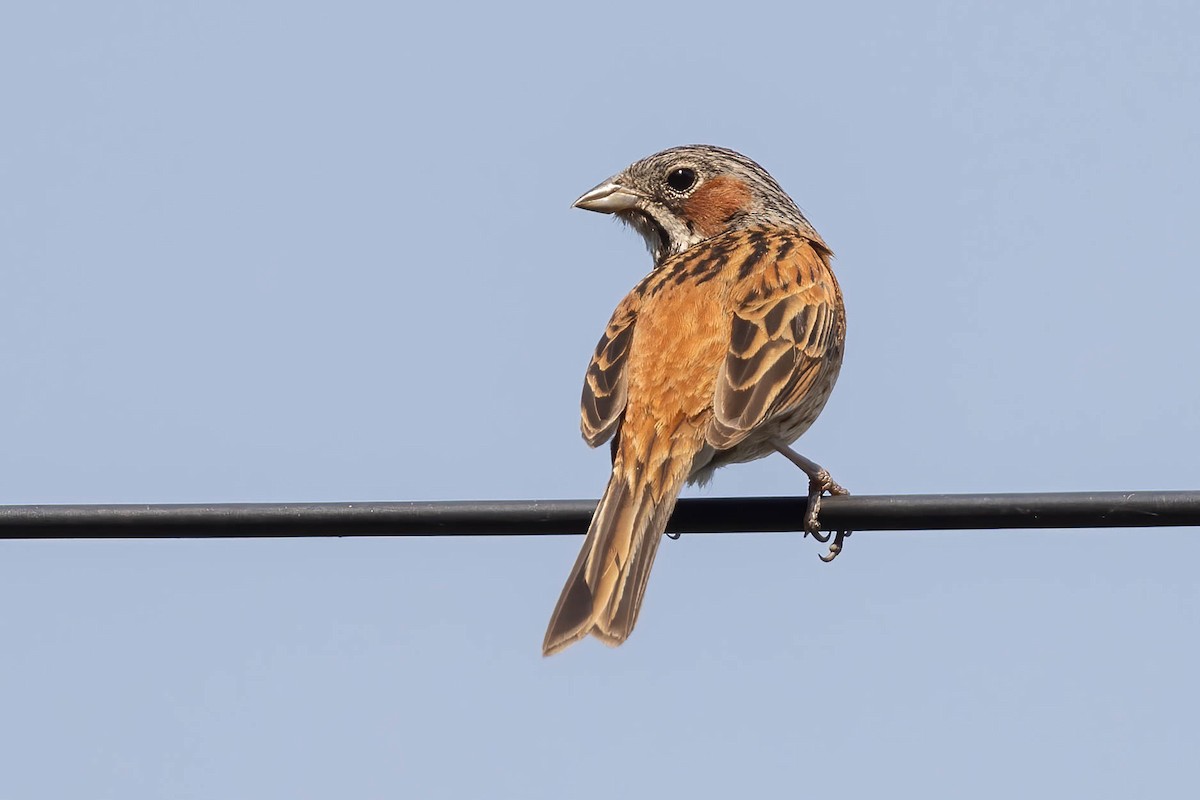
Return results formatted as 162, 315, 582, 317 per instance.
666, 167, 696, 192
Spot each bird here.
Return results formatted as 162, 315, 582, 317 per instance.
543, 145, 848, 656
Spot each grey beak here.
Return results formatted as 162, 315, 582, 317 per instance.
572, 179, 642, 213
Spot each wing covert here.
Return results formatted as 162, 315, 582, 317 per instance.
581, 295, 639, 447
708, 234, 843, 449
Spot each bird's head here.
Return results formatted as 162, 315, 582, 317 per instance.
573, 144, 819, 265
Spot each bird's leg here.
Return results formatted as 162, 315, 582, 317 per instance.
770, 439, 851, 562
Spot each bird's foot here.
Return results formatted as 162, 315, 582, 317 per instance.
803, 471, 852, 562
769, 440, 853, 562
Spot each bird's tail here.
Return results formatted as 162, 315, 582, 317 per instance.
542, 454, 690, 656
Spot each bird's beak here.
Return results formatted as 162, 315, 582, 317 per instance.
573, 178, 642, 214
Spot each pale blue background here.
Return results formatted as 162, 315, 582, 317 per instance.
2, 1, 1199, 797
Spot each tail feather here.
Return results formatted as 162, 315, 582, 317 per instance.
542, 460, 687, 656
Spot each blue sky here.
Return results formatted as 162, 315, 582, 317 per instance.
2, 1, 1198, 797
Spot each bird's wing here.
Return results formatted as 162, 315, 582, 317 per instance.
707, 232, 844, 449
581, 291, 640, 447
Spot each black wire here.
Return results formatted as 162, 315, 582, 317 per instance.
1, 491, 1198, 539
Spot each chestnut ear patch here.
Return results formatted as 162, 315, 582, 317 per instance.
681, 176, 752, 237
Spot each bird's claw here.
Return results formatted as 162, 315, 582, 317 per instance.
803, 471, 852, 562
818, 528, 851, 562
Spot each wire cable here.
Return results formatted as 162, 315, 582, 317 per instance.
1, 491, 1197, 539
